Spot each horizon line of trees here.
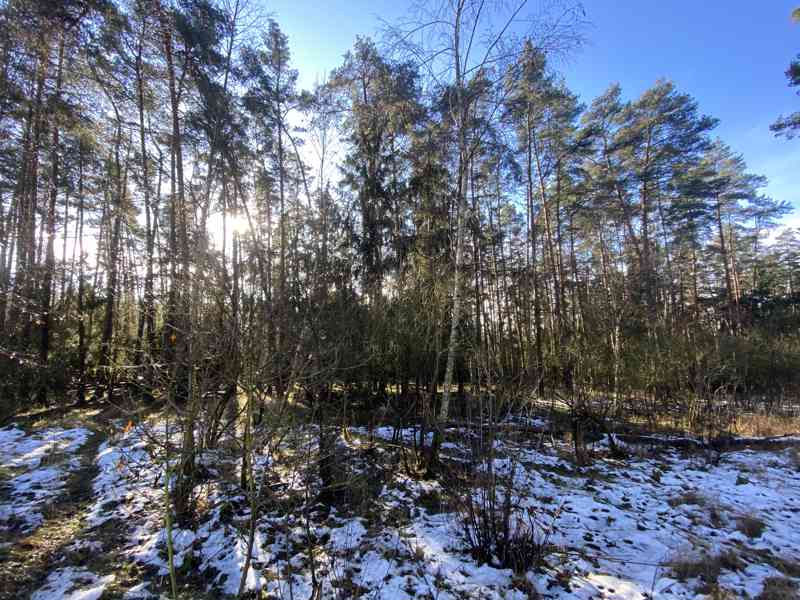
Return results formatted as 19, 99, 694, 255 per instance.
1, 0, 799, 435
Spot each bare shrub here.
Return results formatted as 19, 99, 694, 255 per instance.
446, 462, 557, 574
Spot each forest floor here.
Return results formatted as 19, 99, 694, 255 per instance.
1, 406, 799, 599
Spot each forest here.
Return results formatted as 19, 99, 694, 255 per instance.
0, 0, 799, 598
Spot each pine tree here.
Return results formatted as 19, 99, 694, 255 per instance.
771, 7, 800, 138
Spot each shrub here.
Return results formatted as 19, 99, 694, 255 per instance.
446, 463, 556, 574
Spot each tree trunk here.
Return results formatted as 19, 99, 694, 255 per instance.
37, 33, 66, 405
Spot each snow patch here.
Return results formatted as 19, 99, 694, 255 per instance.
30, 567, 113, 600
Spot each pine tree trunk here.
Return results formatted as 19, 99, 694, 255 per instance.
76, 146, 87, 405
37, 33, 66, 405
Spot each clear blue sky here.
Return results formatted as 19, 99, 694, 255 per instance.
267, 0, 799, 227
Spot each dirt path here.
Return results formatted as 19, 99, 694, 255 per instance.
0, 405, 154, 599
0, 427, 105, 599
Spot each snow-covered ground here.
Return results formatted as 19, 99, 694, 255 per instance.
0, 424, 91, 535
2, 419, 799, 599
30, 567, 113, 600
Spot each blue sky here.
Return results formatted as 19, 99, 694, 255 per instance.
267, 0, 799, 227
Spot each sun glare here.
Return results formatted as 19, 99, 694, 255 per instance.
207, 211, 250, 250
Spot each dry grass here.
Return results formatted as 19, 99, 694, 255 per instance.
736, 514, 766, 538
767, 555, 800, 578
732, 413, 800, 438
669, 550, 744, 590
672, 549, 800, 598
614, 405, 800, 439
708, 504, 725, 529
706, 586, 739, 600
789, 448, 800, 471
756, 577, 800, 600
743, 548, 800, 579
668, 489, 706, 508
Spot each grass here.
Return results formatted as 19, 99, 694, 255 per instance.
732, 413, 800, 438
0, 465, 15, 485
705, 586, 739, 599
756, 577, 800, 600
594, 403, 800, 439
764, 554, 800, 578
708, 504, 725, 528
671, 548, 800, 597
736, 514, 766, 538
739, 546, 800, 580
667, 489, 706, 507
790, 448, 800, 471
669, 550, 744, 590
